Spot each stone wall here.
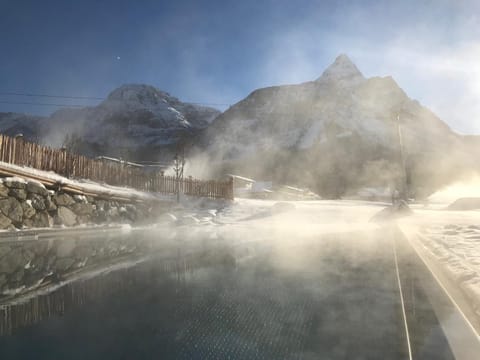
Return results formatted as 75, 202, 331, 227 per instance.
0, 177, 163, 230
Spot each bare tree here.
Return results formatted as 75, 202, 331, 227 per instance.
173, 142, 186, 203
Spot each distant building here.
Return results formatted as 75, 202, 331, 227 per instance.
95, 156, 168, 174
227, 174, 273, 198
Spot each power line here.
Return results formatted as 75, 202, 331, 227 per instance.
0, 99, 229, 109
0, 91, 104, 100
0, 101, 85, 108
0, 91, 230, 107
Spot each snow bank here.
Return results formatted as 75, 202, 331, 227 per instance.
0, 161, 172, 202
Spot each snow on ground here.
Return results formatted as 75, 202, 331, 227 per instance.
0, 160, 174, 202
428, 176, 480, 204
399, 204, 480, 315
161, 198, 388, 250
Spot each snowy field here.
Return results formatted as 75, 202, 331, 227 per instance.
173, 198, 386, 242
399, 205, 480, 320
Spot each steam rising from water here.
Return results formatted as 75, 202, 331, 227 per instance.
428, 175, 480, 204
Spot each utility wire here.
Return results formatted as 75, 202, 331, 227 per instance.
0, 101, 85, 108
0, 91, 104, 100
0, 91, 231, 107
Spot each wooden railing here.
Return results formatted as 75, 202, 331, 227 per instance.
0, 134, 233, 200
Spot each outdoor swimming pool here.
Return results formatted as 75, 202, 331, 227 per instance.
0, 229, 477, 359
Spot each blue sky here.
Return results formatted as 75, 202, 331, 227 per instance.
1, 0, 479, 133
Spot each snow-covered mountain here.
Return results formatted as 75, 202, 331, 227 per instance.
207, 54, 456, 155
0, 84, 220, 161
46, 84, 220, 160
0, 59, 478, 197
203, 54, 476, 198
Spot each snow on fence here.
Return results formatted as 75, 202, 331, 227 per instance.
0, 134, 233, 200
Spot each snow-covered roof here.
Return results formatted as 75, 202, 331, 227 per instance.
227, 174, 256, 183
95, 156, 169, 169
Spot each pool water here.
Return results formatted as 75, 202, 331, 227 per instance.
0, 231, 457, 359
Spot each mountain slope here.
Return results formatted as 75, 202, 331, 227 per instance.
0, 84, 220, 161
203, 55, 473, 198
0, 60, 477, 197
0, 112, 44, 140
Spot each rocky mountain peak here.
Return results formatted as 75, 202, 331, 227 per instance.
316, 54, 364, 83
106, 84, 171, 106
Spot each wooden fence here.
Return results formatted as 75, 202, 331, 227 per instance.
0, 134, 233, 200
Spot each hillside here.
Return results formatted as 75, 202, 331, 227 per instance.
0, 84, 220, 161
0, 57, 478, 198
202, 55, 475, 198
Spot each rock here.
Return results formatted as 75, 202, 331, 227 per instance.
55, 206, 77, 226
0, 197, 23, 223
45, 196, 57, 211
32, 211, 53, 228
0, 213, 12, 229
9, 188, 27, 200
73, 194, 87, 203
23, 218, 34, 228
93, 210, 107, 223
85, 196, 95, 203
107, 206, 119, 219
77, 215, 91, 224
0, 183, 9, 197
21, 201, 36, 219
29, 194, 47, 211
53, 193, 75, 207
71, 202, 94, 216
26, 181, 49, 196
126, 204, 137, 213
95, 200, 106, 211
106, 201, 116, 211
123, 207, 137, 222
3, 177, 27, 189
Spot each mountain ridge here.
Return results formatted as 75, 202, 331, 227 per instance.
0, 84, 220, 161
202, 54, 477, 197
1, 55, 479, 197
